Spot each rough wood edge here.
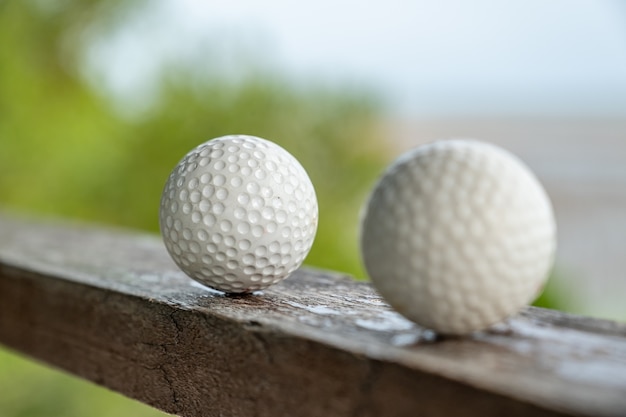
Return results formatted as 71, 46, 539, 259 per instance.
1, 214, 625, 417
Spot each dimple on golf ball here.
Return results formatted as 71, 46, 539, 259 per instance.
160, 135, 318, 293
360, 139, 556, 335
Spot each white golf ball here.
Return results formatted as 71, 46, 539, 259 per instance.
160, 135, 318, 293
360, 139, 556, 335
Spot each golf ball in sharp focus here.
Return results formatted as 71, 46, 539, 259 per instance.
160, 135, 318, 293
360, 139, 556, 335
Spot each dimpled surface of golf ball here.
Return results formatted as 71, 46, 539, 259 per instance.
160, 135, 318, 293
360, 139, 556, 335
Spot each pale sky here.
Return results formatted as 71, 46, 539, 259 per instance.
87, 0, 626, 117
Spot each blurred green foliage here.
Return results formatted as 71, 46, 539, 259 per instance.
0, 1, 565, 416
532, 269, 571, 311
0, 1, 386, 416
0, 0, 386, 275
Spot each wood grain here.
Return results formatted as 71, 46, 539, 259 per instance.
1, 214, 625, 417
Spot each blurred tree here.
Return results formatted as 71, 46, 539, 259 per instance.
0, 1, 387, 416
0, 0, 386, 275
0, 0, 134, 218
0, 1, 566, 416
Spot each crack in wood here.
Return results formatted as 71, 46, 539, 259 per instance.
351, 360, 380, 417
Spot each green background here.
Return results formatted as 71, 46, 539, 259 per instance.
0, 1, 562, 416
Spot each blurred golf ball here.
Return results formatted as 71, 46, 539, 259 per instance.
160, 135, 318, 293
360, 139, 556, 335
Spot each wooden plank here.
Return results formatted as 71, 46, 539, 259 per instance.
0, 214, 625, 417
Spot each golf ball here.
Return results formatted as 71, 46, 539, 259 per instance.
160, 135, 318, 293
360, 139, 556, 335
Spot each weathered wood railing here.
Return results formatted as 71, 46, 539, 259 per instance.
1, 214, 625, 417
